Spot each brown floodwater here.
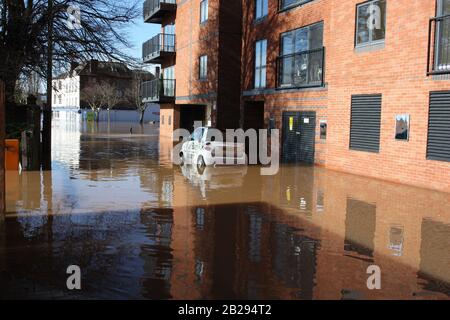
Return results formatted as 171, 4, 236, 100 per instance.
1, 112, 449, 300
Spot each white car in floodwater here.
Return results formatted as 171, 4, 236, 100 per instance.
180, 127, 247, 169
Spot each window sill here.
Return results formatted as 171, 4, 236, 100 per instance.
354, 41, 385, 54
278, 0, 315, 14
276, 83, 324, 91
254, 16, 267, 26
242, 84, 327, 96
349, 148, 380, 154
428, 69, 450, 77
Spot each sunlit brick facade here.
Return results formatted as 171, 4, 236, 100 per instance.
142, 0, 242, 138
143, 0, 450, 192
241, 0, 450, 192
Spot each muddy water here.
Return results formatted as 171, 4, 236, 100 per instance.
1, 113, 450, 300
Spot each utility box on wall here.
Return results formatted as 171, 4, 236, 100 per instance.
5, 139, 19, 170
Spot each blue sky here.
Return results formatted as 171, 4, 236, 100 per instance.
122, 1, 160, 70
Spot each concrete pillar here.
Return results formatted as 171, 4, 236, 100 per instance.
0, 80, 5, 215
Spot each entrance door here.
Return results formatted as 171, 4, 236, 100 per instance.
282, 111, 316, 164
180, 105, 206, 133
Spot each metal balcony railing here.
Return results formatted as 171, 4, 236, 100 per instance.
428, 14, 450, 75
143, 0, 177, 24
143, 33, 176, 63
142, 79, 176, 103
277, 47, 325, 89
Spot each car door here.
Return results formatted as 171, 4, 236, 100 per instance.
189, 127, 204, 161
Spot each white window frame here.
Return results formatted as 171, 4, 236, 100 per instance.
199, 55, 208, 80
255, 0, 268, 20
255, 39, 267, 89
200, 0, 209, 24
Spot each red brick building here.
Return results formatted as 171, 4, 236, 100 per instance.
142, 0, 242, 137
241, 0, 450, 193
143, 0, 450, 193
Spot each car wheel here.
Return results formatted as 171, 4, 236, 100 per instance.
197, 155, 206, 174
179, 152, 185, 166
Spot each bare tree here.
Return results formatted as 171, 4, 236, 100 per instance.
13, 72, 42, 104
127, 69, 154, 124
101, 82, 120, 110
0, 0, 140, 103
25, 72, 42, 96
82, 82, 106, 122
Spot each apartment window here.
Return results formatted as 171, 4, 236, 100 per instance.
164, 24, 175, 35
279, 0, 313, 11
355, 0, 386, 47
279, 22, 324, 88
256, 0, 268, 19
320, 120, 327, 140
255, 40, 267, 88
395, 114, 409, 141
427, 91, 450, 162
163, 24, 176, 52
438, 0, 450, 17
161, 115, 165, 125
163, 66, 175, 96
434, 0, 450, 72
350, 94, 382, 153
200, 0, 208, 24
199, 55, 208, 80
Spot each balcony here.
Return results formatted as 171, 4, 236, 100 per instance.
277, 48, 325, 89
143, 34, 176, 64
144, 0, 177, 24
142, 79, 176, 103
428, 15, 450, 75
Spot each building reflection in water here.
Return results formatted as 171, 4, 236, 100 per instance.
388, 225, 404, 257
344, 199, 376, 259
1, 112, 450, 299
418, 219, 450, 296
139, 208, 174, 299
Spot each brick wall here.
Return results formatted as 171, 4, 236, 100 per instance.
241, 0, 331, 165
173, 0, 220, 104
158, 0, 242, 130
326, 0, 450, 192
241, 0, 450, 192
159, 103, 179, 139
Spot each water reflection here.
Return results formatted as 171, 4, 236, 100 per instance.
1, 112, 450, 299
139, 208, 173, 299
344, 199, 376, 259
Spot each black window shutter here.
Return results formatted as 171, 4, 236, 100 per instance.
427, 91, 450, 162
350, 94, 382, 153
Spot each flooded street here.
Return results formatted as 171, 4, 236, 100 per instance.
1, 112, 450, 300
